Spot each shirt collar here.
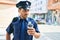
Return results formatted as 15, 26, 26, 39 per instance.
18, 16, 28, 22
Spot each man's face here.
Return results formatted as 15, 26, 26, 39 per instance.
18, 8, 29, 19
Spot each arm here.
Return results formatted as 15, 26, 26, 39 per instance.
34, 32, 40, 38
6, 17, 16, 40
6, 32, 11, 40
27, 19, 40, 38
27, 28, 40, 38
6, 22, 13, 40
33, 21, 40, 38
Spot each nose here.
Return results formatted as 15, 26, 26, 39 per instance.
25, 10, 29, 14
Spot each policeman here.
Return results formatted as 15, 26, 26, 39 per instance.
6, 1, 40, 40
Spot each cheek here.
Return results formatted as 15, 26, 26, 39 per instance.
21, 12, 25, 16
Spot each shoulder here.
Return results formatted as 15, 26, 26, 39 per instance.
12, 17, 19, 22
28, 17, 34, 21
28, 17, 36, 23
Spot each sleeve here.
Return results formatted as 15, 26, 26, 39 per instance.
6, 17, 18, 34
6, 22, 14, 34
34, 21, 40, 33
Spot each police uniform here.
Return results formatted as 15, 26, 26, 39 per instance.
6, 1, 40, 40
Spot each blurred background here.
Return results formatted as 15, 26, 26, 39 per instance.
0, 0, 60, 40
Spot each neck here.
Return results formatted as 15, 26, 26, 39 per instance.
20, 15, 23, 19
20, 15, 26, 19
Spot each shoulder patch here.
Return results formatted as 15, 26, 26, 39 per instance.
12, 17, 18, 22
27, 17, 34, 22
28, 17, 33, 20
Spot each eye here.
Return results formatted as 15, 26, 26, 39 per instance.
25, 10, 29, 12
27, 10, 29, 11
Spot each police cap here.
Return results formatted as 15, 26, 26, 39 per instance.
16, 1, 31, 10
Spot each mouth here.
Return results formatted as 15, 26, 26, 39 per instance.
25, 14, 28, 16
23, 15, 28, 17
25, 15, 27, 16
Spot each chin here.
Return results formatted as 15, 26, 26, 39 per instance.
24, 16, 27, 19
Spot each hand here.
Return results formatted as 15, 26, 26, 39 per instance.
27, 27, 35, 35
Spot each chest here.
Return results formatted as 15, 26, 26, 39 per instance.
13, 21, 28, 33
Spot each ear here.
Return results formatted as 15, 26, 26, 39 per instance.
18, 9, 21, 16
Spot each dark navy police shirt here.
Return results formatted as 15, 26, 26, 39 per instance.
6, 16, 40, 40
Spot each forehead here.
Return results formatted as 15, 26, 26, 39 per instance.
19, 8, 29, 11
